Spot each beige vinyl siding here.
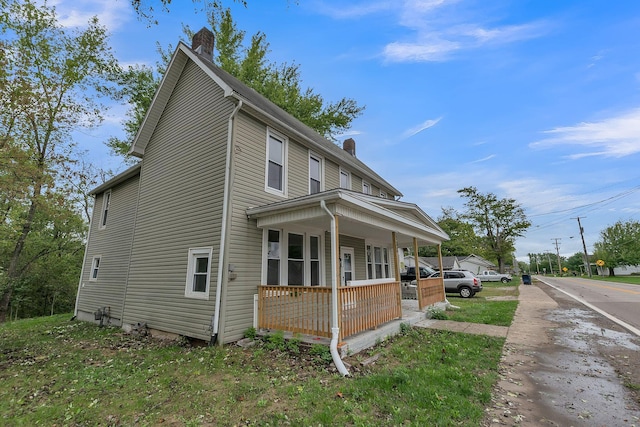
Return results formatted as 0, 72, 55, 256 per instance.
351, 174, 363, 193
324, 158, 340, 190
322, 233, 366, 283
287, 136, 308, 197
122, 60, 230, 341
219, 113, 291, 343
77, 176, 139, 323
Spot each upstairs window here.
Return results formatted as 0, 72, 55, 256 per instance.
362, 181, 371, 195
266, 130, 287, 195
99, 191, 111, 229
309, 154, 322, 194
185, 248, 213, 299
340, 169, 351, 189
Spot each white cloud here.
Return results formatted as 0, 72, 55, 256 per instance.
48, 0, 132, 30
401, 116, 442, 138
378, 0, 550, 63
469, 154, 495, 163
530, 108, 640, 158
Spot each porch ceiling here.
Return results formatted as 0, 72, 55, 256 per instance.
246, 189, 448, 247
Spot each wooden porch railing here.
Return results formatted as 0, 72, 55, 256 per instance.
257, 281, 402, 340
416, 277, 445, 309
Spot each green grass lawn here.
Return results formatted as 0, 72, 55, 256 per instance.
440, 281, 519, 327
1, 313, 506, 426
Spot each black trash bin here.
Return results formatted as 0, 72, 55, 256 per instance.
522, 274, 531, 285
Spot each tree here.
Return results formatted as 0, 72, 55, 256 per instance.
109, 6, 364, 158
204, 7, 364, 140
129, 0, 247, 25
419, 207, 482, 257
566, 252, 586, 275
457, 187, 531, 273
593, 219, 640, 277
0, 0, 118, 321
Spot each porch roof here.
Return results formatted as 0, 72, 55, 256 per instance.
246, 189, 449, 247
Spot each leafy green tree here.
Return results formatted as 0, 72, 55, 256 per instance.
0, 0, 118, 321
457, 187, 531, 273
109, 6, 364, 158
419, 207, 483, 257
129, 0, 248, 25
593, 219, 640, 277
566, 252, 587, 275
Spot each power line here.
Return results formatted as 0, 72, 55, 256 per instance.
528, 185, 640, 218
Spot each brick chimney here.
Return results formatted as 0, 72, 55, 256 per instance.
192, 27, 214, 61
343, 138, 356, 156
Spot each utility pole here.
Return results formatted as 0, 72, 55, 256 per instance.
551, 238, 562, 275
545, 251, 553, 275
572, 217, 592, 278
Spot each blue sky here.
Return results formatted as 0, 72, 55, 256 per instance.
53, 0, 640, 263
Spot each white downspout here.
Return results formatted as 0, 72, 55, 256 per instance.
212, 100, 243, 343
320, 200, 350, 376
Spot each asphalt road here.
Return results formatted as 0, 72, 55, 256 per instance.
536, 276, 640, 335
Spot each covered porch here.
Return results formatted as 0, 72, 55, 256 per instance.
246, 189, 449, 343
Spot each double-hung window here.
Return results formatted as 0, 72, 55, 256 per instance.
366, 245, 390, 279
90, 256, 101, 281
340, 169, 350, 189
99, 191, 111, 229
309, 153, 322, 194
185, 247, 213, 299
264, 230, 322, 286
362, 181, 371, 195
266, 130, 287, 195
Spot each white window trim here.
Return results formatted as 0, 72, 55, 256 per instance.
89, 255, 101, 281
265, 128, 288, 197
308, 151, 324, 194
185, 247, 213, 300
362, 181, 371, 195
262, 228, 324, 286
339, 168, 351, 190
99, 190, 111, 229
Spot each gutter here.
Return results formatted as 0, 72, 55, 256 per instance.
212, 99, 243, 344
73, 197, 95, 319
320, 200, 350, 377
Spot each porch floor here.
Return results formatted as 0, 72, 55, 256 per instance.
258, 299, 439, 357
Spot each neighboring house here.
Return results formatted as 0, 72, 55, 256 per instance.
402, 256, 437, 270
75, 28, 449, 346
458, 254, 496, 275
600, 265, 640, 276
422, 256, 461, 271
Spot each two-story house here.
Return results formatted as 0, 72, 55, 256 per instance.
75, 28, 448, 352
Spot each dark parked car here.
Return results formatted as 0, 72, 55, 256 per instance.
400, 266, 436, 282
428, 270, 483, 298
